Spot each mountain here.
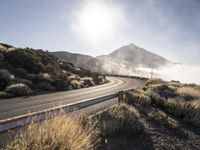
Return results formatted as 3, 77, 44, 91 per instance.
51, 43, 171, 75
0, 43, 106, 99
97, 43, 170, 68
51, 51, 105, 73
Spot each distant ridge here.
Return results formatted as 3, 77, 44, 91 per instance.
52, 43, 172, 75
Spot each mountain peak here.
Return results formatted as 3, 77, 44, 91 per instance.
98, 43, 170, 69
126, 43, 138, 48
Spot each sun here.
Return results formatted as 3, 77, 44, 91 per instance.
79, 1, 113, 38
73, 0, 121, 42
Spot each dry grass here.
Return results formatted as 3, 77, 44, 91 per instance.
71, 80, 83, 89
147, 107, 179, 128
162, 99, 200, 126
5, 83, 32, 96
145, 78, 166, 86
125, 78, 200, 127
177, 87, 200, 100
82, 77, 95, 87
150, 84, 177, 98
68, 75, 77, 81
95, 104, 143, 137
82, 77, 93, 81
125, 89, 151, 106
5, 114, 100, 150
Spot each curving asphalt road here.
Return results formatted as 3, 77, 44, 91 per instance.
0, 76, 145, 121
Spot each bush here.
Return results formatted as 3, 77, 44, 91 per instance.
25, 73, 37, 81
96, 104, 143, 137
177, 87, 200, 100
5, 114, 100, 150
162, 99, 200, 127
35, 73, 52, 83
52, 79, 70, 90
71, 80, 83, 89
13, 68, 27, 78
15, 79, 33, 87
145, 78, 165, 86
82, 77, 95, 87
4, 49, 44, 73
0, 91, 14, 99
0, 69, 14, 90
150, 84, 177, 98
38, 82, 55, 91
190, 101, 200, 127
5, 83, 32, 96
125, 89, 151, 106
147, 107, 179, 128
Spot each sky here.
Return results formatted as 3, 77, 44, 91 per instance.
0, 0, 200, 66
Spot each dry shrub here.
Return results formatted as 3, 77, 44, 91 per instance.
71, 80, 83, 89
0, 91, 14, 99
161, 99, 200, 127
169, 81, 182, 88
126, 79, 200, 127
177, 87, 200, 100
13, 68, 27, 78
68, 75, 77, 81
5, 83, 32, 96
38, 82, 55, 91
150, 84, 177, 98
190, 100, 200, 126
5, 114, 100, 150
145, 78, 165, 86
16, 78, 33, 87
96, 104, 143, 137
82, 77, 95, 87
125, 89, 151, 106
0, 69, 14, 90
147, 107, 179, 128
37, 73, 52, 82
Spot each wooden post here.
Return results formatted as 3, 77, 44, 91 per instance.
118, 91, 124, 106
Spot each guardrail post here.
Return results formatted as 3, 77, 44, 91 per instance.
118, 91, 124, 106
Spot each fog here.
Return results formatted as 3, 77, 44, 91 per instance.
100, 59, 200, 84
137, 64, 200, 84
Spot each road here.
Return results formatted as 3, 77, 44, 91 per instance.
0, 76, 144, 121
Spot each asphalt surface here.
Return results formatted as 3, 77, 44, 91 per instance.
0, 76, 145, 121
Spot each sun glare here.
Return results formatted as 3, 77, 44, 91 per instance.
73, 0, 123, 43
79, 2, 113, 37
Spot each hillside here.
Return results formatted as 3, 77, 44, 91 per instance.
0, 43, 106, 99
51, 51, 105, 73
52, 43, 171, 76
97, 43, 170, 68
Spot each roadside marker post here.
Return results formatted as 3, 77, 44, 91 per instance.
118, 91, 124, 105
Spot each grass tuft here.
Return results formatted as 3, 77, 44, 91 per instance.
5, 114, 100, 150
95, 104, 143, 137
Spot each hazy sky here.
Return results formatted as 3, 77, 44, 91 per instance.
0, 0, 200, 65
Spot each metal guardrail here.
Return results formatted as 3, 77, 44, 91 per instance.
0, 89, 133, 133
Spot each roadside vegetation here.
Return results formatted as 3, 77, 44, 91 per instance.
4, 104, 144, 150
122, 78, 200, 149
0, 43, 107, 99
3, 78, 200, 150
125, 78, 200, 127
94, 104, 143, 137
5, 114, 100, 150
